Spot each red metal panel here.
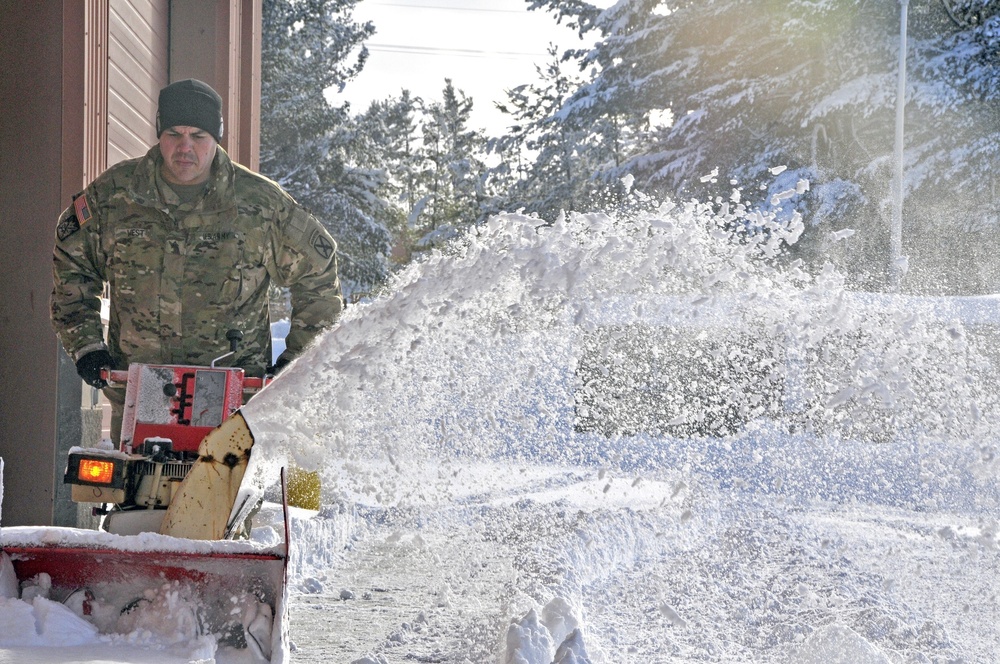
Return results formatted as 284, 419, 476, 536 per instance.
5, 544, 283, 587
120, 364, 247, 454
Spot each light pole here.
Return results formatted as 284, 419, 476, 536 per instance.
890, 0, 909, 291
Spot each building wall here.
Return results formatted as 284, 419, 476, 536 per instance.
0, 0, 261, 527
0, 3, 80, 527
108, 0, 170, 166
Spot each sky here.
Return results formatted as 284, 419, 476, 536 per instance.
330, 0, 606, 135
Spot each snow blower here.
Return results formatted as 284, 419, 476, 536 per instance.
2, 347, 291, 662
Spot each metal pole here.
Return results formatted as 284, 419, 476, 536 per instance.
890, 0, 909, 291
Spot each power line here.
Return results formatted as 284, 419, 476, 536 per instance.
367, 42, 546, 60
366, 1, 527, 14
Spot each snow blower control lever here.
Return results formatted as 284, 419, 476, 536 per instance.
212, 329, 245, 367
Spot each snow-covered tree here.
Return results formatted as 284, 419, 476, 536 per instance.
902, 0, 1000, 292
261, 0, 392, 296
492, 46, 603, 219
413, 80, 489, 247
348, 92, 423, 265
528, 0, 1000, 293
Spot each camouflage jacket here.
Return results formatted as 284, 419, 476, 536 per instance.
51, 145, 343, 376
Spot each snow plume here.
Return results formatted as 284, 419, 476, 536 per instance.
244, 191, 999, 508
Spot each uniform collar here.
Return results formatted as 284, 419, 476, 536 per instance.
130, 144, 237, 212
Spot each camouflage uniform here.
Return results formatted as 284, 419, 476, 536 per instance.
51, 145, 343, 438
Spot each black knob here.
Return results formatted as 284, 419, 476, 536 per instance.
226, 329, 244, 353
163, 383, 178, 397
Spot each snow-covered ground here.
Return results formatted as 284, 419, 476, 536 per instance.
3, 188, 999, 662
287, 455, 998, 664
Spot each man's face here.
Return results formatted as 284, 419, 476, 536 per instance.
159, 126, 217, 185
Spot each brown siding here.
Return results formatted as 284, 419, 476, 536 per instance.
108, 0, 169, 166
0, 2, 81, 526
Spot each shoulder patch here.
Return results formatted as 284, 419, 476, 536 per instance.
56, 214, 81, 241
73, 193, 93, 224
310, 229, 335, 260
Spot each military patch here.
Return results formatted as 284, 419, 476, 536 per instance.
310, 230, 334, 260
73, 193, 93, 224
56, 214, 81, 241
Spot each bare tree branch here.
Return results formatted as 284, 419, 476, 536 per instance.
940, 0, 967, 27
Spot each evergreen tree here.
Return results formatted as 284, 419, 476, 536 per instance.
903, 0, 1000, 291
349, 92, 424, 265
493, 46, 595, 218
528, 0, 1000, 293
413, 80, 489, 247
261, 0, 392, 297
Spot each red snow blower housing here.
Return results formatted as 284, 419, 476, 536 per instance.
2, 340, 291, 661
65, 361, 267, 535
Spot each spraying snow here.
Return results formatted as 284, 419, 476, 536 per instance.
257, 186, 999, 661
246, 188, 998, 492
3, 183, 999, 662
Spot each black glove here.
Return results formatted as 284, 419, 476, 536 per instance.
266, 355, 291, 376
75, 350, 112, 389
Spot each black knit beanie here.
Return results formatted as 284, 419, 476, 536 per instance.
156, 79, 224, 142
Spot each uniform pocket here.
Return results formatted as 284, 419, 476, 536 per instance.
110, 223, 164, 358
189, 230, 265, 307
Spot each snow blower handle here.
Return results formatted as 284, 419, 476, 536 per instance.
99, 368, 129, 386
98, 363, 268, 392
211, 329, 244, 368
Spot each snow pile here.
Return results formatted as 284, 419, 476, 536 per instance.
789, 624, 891, 664
1, 524, 284, 557
0, 594, 98, 648
245, 189, 999, 505
252, 187, 998, 661
504, 598, 592, 663
0, 554, 218, 660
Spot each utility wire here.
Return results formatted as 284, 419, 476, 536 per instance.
366, 1, 527, 13
367, 43, 546, 60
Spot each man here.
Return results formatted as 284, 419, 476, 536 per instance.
51, 79, 343, 442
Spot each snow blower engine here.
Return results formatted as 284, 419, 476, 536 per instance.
64, 331, 269, 535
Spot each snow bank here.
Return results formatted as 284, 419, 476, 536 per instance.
243, 189, 999, 661
244, 194, 1000, 509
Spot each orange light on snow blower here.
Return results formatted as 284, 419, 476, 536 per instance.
65, 453, 126, 491
77, 459, 116, 485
